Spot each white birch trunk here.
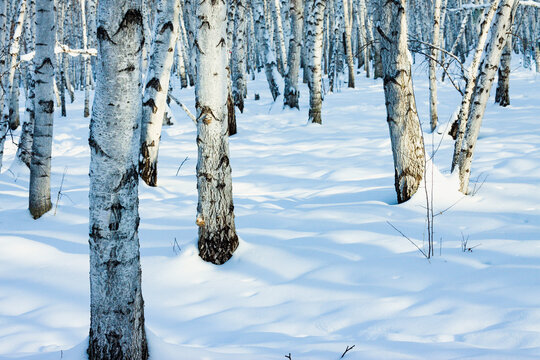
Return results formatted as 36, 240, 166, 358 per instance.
283, 0, 304, 109
329, 0, 344, 93
29, 0, 54, 219
232, 0, 248, 112
16, 0, 35, 168
253, 0, 281, 100
456, 0, 518, 194
195, 0, 239, 264
343, 0, 355, 88
429, 0, 442, 132
272, 0, 288, 76
378, 0, 425, 203
495, 32, 512, 106
0, 0, 27, 169
306, 0, 326, 124
139, 0, 180, 187
88, 1, 148, 359
451, 0, 500, 170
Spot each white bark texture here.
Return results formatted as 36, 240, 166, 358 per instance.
495, 33, 512, 106
378, 0, 425, 203
342, 0, 355, 88
451, 0, 500, 170
139, 0, 180, 187
16, 0, 35, 168
0, 0, 26, 169
232, 0, 248, 112
272, 0, 287, 75
306, 0, 326, 124
195, 0, 239, 265
88, 1, 148, 358
28, 0, 55, 219
456, 0, 518, 194
329, 0, 344, 93
253, 0, 281, 100
79, 0, 92, 118
429, 0, 442, 132
283, 0, 304, 109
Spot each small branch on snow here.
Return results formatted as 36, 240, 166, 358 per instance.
387, 221, 430, 260
285, 353, 292, 360
176, 156, 189, 176
341, 345, 355, 358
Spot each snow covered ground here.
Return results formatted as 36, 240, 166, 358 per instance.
1, 63, 539, 359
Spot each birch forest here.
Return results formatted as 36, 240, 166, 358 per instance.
0, 0, 540, 358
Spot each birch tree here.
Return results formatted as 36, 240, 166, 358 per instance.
306, 0, 326, 124
88, 0, 148, 358
378, 0, 425, 203
451, 0, 500, 170
0, 0, 27, 169
28, 0, 55, 219
232, 0, 248, 112
342, 0, 355, 88
195, 0, 239, 264
139, 0, 180, 187
429, 0, 442, 132
283, 0, 304, 109
456, 0, 519, 194
253, 0, 281, 100
495, 33, 512, 106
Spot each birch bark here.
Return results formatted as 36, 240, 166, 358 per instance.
139, 0, 180, 187
378, 0, 425, 203
495, 33, 512, 106
88, 1, 148, 359
456, 0, 518, 194
16, 0, 35, 167
429, 0, 442, 132
29, 0, 55, 219
342, 0, 355, 88
195, 0, 239, 264
253, 0, 281, 100
283, 0, 304, 109
233, 0, 248, 112
451, 0, 500, 170
306, 0, 326, 124
0, 0, 27, 169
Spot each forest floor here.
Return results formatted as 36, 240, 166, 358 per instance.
1, 62, 540, 359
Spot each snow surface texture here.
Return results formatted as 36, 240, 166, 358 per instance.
0, 64, 539, 359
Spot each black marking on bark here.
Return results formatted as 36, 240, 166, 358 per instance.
119, 64, 135, 72
145, 77, 162, 92
35, 57, 53, 71
160, 21, 174, 34
108, 201, 124, 231
89, 137, 111, 158
97, 26, 115, 44
143, 99, 158, 114
114, 165, 138, 192
114, 9, 143, 37
38, 100, 54, 114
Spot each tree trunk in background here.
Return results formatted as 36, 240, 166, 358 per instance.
29, 0, 55, 219
17, 0, 35, 168
195, 0, 239, 265
139, 0, 180, 187
343, 0, 355, 88
429, 0, 442, 132
253, 0, 281, 100
233, 0, 248, 113
0, 0, 27, 169
456, 0, 518, 194
495, 33, 512, 107
272, 0, 287, 76
451, 0, 500, 171
88, 1, 148, 359
306, 0, 326, 124
329, 0, 344, 93
283, 0, 304, 109
378, 0, 425, 203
